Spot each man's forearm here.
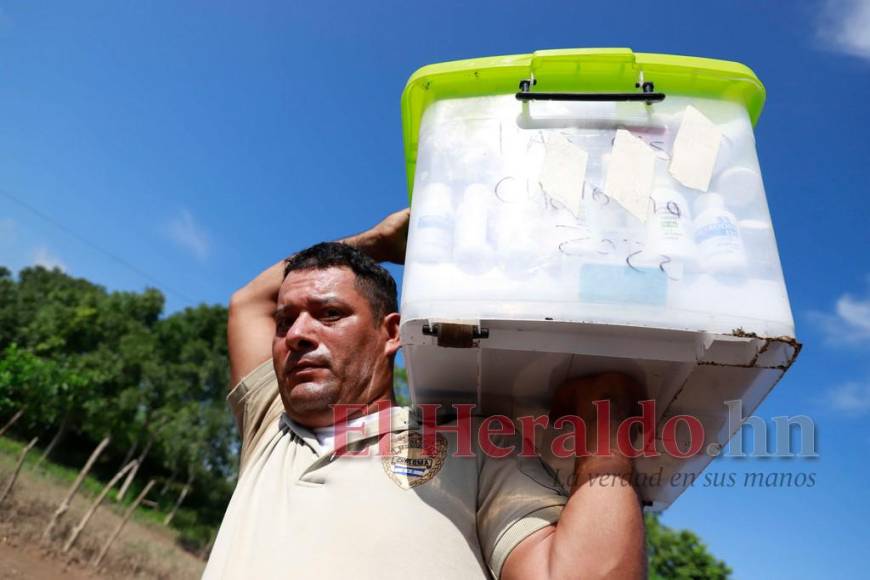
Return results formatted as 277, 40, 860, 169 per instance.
550, 456, 646, 579
227, 214, 404, 386
230, 208, 407, 312
544, 378, 647, 580
502, 454, 645, 580
230, 228, 384, 311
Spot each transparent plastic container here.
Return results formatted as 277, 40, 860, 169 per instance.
403, 94, 793, 338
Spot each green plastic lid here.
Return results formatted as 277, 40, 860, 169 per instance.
400, 48, 766, 196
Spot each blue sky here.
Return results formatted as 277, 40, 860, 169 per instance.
2, 1, 869, 577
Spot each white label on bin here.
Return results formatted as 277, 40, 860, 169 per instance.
670, 106, 722, 191
541, 134, 588, 216
605, 129, 656, 222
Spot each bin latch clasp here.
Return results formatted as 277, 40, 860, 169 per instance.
635, 71, 658, 103
518, 73, 537, 94
422, 322, 489, 348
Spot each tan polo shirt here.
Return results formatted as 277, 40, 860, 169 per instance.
203, 360, 567, 579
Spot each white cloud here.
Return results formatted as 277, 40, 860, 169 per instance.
33, 246, 67, 272
809, 285, 870, 346
828, 380, 870, 415
818, 0, 870, 60
166, 209, 210, 261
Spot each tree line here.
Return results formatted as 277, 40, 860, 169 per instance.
0, 265, 235, 547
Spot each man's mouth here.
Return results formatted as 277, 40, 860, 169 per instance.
288, 360, 329, 376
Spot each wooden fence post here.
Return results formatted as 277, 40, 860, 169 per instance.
117, 437, 151, 502
0, 409, 24, 438
42, 436, 110, 543
93, 479, 155, 568
162, 474, 193, 526
36, 413, 70, 469
62, 460, 138, 553
0, 437, 39, 504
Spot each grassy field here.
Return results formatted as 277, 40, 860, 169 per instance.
0, 436, 207, 579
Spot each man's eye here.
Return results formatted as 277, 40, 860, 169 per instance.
276, 316, 294, 334
322, 308, 343, 320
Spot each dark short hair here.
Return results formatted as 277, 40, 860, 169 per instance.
283, 242, 398, 320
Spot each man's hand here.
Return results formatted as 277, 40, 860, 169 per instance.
550, 372, 644, 424
323, 208, 409, 264
551, 372, 645, 487
227, 208, 409, 387
367, 208, 410, 264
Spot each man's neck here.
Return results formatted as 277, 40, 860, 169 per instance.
292, 395, 396, 429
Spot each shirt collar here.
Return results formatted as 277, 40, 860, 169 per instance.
280, 406, 416, 456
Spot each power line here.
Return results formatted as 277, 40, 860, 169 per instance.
0, 187, 198, 306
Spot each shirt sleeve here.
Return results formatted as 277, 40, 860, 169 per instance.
226, 359, 284, 473
477, 435, 569, 579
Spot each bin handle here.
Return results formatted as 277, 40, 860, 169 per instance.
516, 78, 665, 104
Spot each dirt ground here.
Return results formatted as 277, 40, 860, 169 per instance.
0, 457, 205, 579
0, 539, 98, 580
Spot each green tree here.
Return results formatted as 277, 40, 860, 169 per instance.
0, 267, 235, 536
0, 344, 63, 426
646, 514, 731, 579
0, 267, 18, 349
149, 304, 235, 477
393, 366, 409, 406
7, 268, 166, 462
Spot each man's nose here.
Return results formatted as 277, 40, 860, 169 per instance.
285, 313, 318, 353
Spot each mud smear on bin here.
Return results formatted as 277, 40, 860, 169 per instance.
660, 333, 802, 419
693, 332, 802, 371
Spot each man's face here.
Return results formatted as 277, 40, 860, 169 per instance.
272, 266, 399, 427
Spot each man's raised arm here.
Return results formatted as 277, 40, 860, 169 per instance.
227, 209, 409, 386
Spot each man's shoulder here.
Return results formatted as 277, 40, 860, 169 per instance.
227, 359, 284, 471
228, 359, 278, 408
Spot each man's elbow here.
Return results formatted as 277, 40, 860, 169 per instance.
582, 559, 645, 580
229, 284, 256, 316
568, 550, 646, 580
538, 541, 645, 580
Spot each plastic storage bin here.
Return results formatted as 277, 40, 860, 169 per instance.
399, 49, 800, 510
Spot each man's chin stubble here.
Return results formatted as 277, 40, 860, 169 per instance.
284, 383, 340, 415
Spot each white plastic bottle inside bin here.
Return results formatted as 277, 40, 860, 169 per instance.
492, 200, 538, 276
693, 192, 747, 274
739, 218, 777, 279
647, 187, 697, 265
714, 165, 764, 208
712, 116, 762, 207
413, 182, 454, 263
454, 184, 493, 273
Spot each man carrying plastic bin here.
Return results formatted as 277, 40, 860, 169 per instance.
203, 208, 647, 579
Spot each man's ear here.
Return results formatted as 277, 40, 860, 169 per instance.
382, 312, 401, 357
